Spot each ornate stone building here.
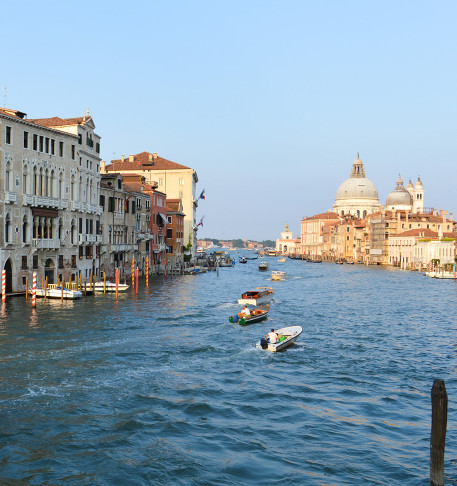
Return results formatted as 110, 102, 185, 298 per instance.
0, 108, 102, 292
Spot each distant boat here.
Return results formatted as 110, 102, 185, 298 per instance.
271, 271, 287, 281
278, 257, 286, 263
259, 261, 269, 271
256, 326, 303, 352
239, 257, 247, 263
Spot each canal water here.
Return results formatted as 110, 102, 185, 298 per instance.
1, 257, 457, 485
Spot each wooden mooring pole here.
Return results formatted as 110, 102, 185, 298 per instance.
430, 379, 448, 486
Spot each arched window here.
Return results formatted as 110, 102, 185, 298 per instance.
58, 218, 63, 239
357, 210, 360, 218
363, 210, 367, 218
59, 173, 63, 199
23, 164, 28, 194
22, 216, 28, 243
71, 174, 75, 200
5, 161, 11, 191
5, 214, 11, 243
33, 166, 38, 195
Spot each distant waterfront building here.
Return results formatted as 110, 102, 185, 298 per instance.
275, 224, 299, 256
300, 212, 341, 258
166, 199, 185, 270
333, 155, 382, 218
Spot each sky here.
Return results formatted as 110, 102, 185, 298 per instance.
2, 1, 456, 241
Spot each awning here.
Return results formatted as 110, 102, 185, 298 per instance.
157, 212, 167, 226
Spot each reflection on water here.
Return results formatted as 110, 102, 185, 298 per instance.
1, 261, 457, 485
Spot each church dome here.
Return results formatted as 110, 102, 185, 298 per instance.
386, 175, 412, 208
335, 156, 379, 200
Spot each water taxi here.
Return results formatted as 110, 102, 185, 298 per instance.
256, 326, 302, 352
238, 287, 274, 306
271, 271, 287, 281
258, 261, 269, 271
278, 257, 286, 263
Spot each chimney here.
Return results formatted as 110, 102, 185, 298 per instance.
441, 210, 447, 222
406, 212, 408, 222
152, 153, 158, 159
450, 212, 453, 221
149, 154, 153, 162
100, 161, 106, 172
433, 208, 437, 216
121, 155, 125, 162
129, 155, 134, 163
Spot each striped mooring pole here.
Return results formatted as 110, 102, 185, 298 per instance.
32, 272, 37, 308
131, 257, 135, 288
2, 270, 5, 303
146, 256, 149, 287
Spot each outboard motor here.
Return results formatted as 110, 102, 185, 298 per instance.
260, 338, 268, 349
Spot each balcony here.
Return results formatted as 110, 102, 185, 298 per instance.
87, 234, 97, 243
109, 243, 138, 252
96, 234, 102, 243
78, 234, 86, 244
5, 192, 17, 203
32, 238, 61, 249
23, 194, 34, 205
158, 244, 166, 251
33, 195, 59, 208
60, 199, 69, 209
71, 201, 82, 211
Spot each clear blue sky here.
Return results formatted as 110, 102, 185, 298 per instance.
3, 1, 456, 241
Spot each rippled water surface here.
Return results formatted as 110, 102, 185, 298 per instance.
1, 258, 457, 485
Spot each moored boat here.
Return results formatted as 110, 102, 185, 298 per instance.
259, 261, 269, 271
278, 257, 286, 263
256, 326, 302, 352
271, 270, 287, 281
85, 281, 129, 292
29, 286, 83, 299
229, 304, 270, 325
238, 287, 274, 305
239, 257, 247, 263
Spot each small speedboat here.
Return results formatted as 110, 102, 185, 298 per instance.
85, 281, 129, 292
29, 286, 83, 299
271, 271, 287, 281
278, 257, 286, 263
238, 287, 274, 305
229, 304, 270, 325
256, 326, 302, 352
239, 257, 247, 264
259, 261, 269, 271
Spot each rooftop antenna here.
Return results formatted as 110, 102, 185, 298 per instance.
3, 86, 7, 107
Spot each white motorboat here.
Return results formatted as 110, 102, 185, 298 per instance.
278, 257, 286, 263
258, 261, 269, 271
271, 271, 288, 281
256, 326, 302, 352
238, 287, 274, 305
85, 281, 129, 292
30, 286, 83, 299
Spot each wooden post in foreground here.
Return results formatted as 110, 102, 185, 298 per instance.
146, 256, 149, 287
431, 379, 448, 486
115, 268, 119, 299
25, 277, 28, 301
135, 266, 139, 294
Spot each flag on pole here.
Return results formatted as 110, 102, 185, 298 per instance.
197, 217, 204, 227
198, 189, 206, 200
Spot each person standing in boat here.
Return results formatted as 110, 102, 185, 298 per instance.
266, 329, 281, 343
241, 306, 251, 317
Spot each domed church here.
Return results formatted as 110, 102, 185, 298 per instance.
386, 175, 424, 213
333, 154, 382, 218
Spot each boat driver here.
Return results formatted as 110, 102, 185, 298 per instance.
266, 329, 281, 343
241, 306, 251, 317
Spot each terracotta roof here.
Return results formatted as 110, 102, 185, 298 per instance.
28, 116, 89, 127
391, 229, 455, 238
303, 212, 340, 221
122, 182, 154, 193
106, 152, 190, 171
